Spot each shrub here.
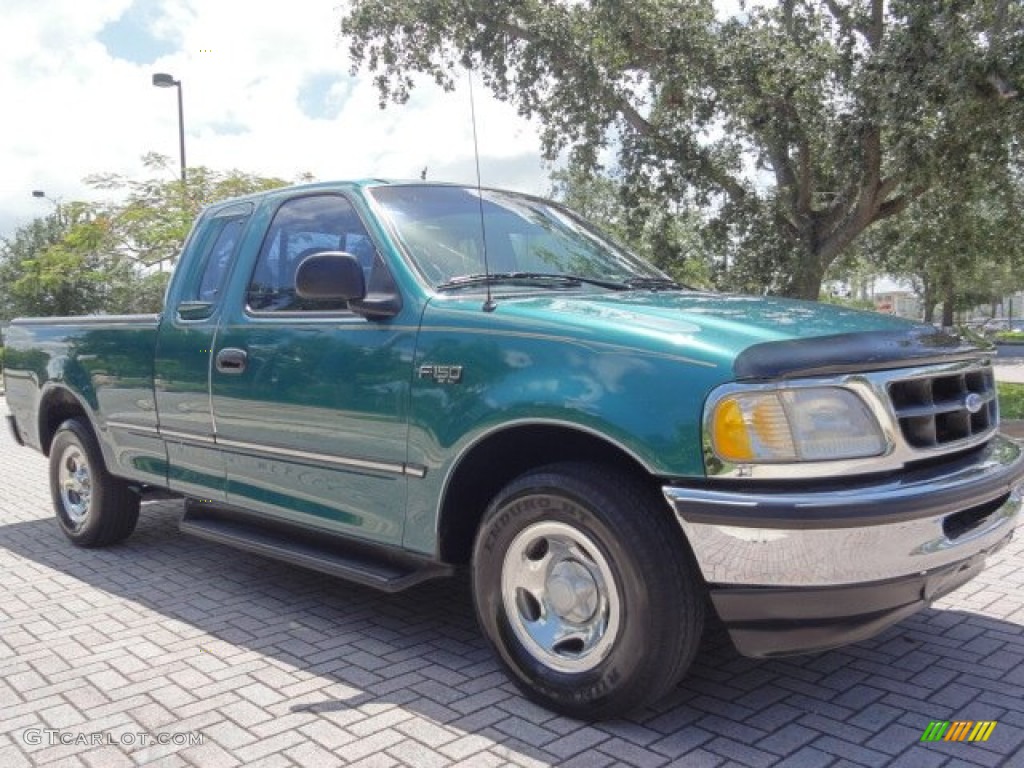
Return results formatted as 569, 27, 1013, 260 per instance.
995, 331, 1024, 344
999, 382, 1024, 420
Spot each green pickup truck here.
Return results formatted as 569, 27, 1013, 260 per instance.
4, 180, 1023, 717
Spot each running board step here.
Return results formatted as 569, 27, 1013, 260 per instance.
179, 504, 452, 593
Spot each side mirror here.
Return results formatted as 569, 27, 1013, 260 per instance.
295, 251, 366, 302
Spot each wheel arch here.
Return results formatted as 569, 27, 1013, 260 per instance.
437, 422, 667, 565
38, 385, 94, 456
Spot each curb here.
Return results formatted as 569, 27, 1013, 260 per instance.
1002, 421, 1024, 440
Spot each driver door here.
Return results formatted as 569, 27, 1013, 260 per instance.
210, 193, 415, 545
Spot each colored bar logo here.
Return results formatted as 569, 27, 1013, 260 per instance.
920, 721, 997, 742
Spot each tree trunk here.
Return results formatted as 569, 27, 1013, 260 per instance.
941, 301, 955, 328
922, 279, 936, 323
782, 251, 826, 300
940, 266, 956, 328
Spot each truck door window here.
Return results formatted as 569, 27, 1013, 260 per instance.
193, 216, 247, 302
247, 194, 380, 313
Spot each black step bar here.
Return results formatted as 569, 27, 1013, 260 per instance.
179, 502, 452, 592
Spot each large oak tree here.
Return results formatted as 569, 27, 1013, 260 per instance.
341, 0, 1022, 298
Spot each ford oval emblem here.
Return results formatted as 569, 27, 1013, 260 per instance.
964, 393, 985, 414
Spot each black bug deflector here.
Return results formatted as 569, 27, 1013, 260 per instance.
733, 328, 987, 381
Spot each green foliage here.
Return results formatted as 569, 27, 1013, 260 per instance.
548, 162, 711, 287
0, 206, 115, 319
996, 331, 1024, 344
857, 164, 1024, 325
85, 153, 289, 270
819, 294, 876, 311
998, 382, 1024, 419
0, 156, 290, 320
341, 0, 1023, 298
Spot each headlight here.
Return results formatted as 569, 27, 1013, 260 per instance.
709, 386, 885, 463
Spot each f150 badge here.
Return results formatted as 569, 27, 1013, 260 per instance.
418, 364, 464, 384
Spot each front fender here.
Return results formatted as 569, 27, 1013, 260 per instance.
402, 306, 731, 553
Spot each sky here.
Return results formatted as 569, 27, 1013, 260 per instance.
0, 0, 550, 240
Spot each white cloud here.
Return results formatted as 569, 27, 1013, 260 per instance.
0, 0, 549, 238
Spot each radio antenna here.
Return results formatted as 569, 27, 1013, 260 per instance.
467, 67, 496, 312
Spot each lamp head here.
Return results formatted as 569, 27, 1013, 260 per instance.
152, 73, 178, 88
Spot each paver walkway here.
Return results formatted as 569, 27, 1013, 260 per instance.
1, 395, 1022, 767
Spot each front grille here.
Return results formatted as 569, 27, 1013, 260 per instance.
888, 365, 998, 449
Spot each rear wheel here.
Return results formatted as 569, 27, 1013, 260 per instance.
472, 462, 705, 718
49, 419, 139, 547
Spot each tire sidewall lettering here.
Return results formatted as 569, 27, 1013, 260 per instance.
477, 485, 641, 708
483, 493, 586, 554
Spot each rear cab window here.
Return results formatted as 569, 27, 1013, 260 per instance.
183, 202, 254, 306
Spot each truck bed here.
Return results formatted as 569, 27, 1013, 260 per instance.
4, 314, 163, 484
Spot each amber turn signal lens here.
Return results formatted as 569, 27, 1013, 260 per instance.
712, 397, 754, 462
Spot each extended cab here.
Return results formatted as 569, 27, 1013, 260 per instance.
4, 181, 1023, 717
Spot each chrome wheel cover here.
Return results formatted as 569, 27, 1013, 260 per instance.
58, 444, 92, 526
500, 519, 621, 673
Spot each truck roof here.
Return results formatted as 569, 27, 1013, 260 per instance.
202, 178, 476, 215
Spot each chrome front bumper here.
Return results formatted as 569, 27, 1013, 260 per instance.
664, 434, 1024, 588
664, 435, 1023, 657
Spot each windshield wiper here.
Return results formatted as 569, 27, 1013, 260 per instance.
435, 272, 630, 292
623, 277, 685, 291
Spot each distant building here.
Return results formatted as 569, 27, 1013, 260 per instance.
874, 291, 920, 320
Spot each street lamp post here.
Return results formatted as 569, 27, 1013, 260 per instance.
152, 73, 186, 185
31, 189, 63, 227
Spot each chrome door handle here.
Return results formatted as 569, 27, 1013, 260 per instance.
215, 348, 247, 374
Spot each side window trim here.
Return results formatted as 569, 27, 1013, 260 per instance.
195, 217, 246, 302
183, 202, 254, 311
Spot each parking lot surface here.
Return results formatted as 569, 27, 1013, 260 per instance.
2, 396, 1023, 767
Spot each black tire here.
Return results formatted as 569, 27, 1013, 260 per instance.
472, 462, 705, 718
49, 418, 140, 547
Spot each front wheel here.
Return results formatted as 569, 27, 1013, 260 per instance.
49, 419, 140, 547
472, 463, 704, 718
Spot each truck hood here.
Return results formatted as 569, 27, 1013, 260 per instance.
487, 291, 984, 379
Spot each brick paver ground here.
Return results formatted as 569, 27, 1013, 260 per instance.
2, 395, 1023, 767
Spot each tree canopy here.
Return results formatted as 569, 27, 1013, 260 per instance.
851, 162, 1024, 325
0, 206, 116, 320
341, 0, 1023, 298
0, 156, 289, 322
86, 152, 290, 271
549, 161, 710, 287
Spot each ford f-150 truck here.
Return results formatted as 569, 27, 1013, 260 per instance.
4, 180, 1023, 717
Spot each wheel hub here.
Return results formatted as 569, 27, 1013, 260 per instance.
500, 518, 621, 673
58, 445, 92, 525
546, 560, 598, 623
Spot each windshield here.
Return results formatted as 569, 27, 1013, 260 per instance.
369, 185, 669, 290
